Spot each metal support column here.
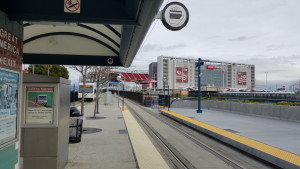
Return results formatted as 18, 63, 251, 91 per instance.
196, 58, 204, 113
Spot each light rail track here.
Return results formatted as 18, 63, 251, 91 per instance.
124, 99, 279, 169
126, 102, 194, 169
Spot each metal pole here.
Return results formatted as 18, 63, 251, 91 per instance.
96, 78, 100, 114
265, 72, 268, 90
167, 84, 170, 111
122, 82, 125, 110
163, 80, 166, 108
118, 83, 120, 107
197, 58, 203, 113
73, 83, 76, 106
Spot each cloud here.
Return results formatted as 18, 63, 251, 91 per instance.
228, 36, 255, 41
236, 54, 300, 81
141, 43, 186, 52
266, 44, 285, 51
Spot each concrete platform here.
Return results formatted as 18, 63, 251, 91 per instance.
65, 98, 137, 169
159, 108, 300, 169
65, 96, 169, 169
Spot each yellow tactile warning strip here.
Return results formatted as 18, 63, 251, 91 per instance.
152, 105, 168, 109
120, 106, 128, 111
160, 109, 300, 167
122, 107, 170, 169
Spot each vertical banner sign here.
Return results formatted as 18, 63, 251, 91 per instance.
176, 67, 188, 83
176, 67, 182, 82
182, 67, 188, 83
0, 27, 23, 71
0, 70, 18, 145
26, 87, 54, 124
64, 0, 81, 13
237, 72, 247, 85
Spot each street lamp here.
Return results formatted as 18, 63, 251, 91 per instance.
163, 77, 166, 108
167, 81, 170, 111
94, 77, 100, 116
117, 76, 122, 107
196, 58, 204, 113
265, 72, 268, 90
163, 76, 170, 110
122, 82, 125, 110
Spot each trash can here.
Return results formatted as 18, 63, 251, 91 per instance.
69, 107, 83, 143
104, 91, 112, 105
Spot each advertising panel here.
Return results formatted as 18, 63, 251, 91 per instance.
25, 87, 54, 124
0, 69, 19, 146
237, 72, 247, 85
176, 67, 188, 83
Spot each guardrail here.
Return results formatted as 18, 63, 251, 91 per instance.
171, 100, 300, 122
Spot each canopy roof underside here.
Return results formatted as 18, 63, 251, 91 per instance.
0, 0, 164, 67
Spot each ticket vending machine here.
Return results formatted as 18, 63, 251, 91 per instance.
21, 74, 70, 169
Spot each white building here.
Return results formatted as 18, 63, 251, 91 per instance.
155, 56, 255, 90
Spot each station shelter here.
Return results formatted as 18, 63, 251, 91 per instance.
0, 0, 164, 168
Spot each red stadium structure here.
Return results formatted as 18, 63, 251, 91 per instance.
114, 71, 151, 90
119, 72, 149, 83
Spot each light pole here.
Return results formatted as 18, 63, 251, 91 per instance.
163, 77, 167, 109
94, 78, 100, 116
265, 72, 268, 90
222, 70, 225, 89
167, 84, 170, 111
117, 76, 122, 107
122, 82, 125, 110
196, 58, 204, 113
154, 73, 157, 93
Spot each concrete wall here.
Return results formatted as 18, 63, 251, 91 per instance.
171, 100, 300, 122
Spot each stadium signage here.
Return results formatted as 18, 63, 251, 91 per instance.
206, 65, 214, 69
176, 67, 188, 83
237, 72, 247, 85
161, 2, 189, 31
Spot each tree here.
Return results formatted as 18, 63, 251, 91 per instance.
28, 64, 69, 79
69, 66, 92, 115
89, 66, 111, 117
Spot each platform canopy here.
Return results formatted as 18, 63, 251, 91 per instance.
0, 0, 164, 67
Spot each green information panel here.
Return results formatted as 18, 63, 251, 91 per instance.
25, 87, 54, 124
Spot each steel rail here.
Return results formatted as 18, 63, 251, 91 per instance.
126, 99, 246, 169
126, 103, 193, 169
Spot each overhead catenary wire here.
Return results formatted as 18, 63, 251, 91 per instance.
136, 0, 171, 56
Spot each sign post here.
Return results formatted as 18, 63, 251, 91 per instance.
196, 58, 204, 113
160, 2, 189, 31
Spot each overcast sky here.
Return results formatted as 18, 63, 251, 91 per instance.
69, 0, 300, 89
130, 0, 300, 89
